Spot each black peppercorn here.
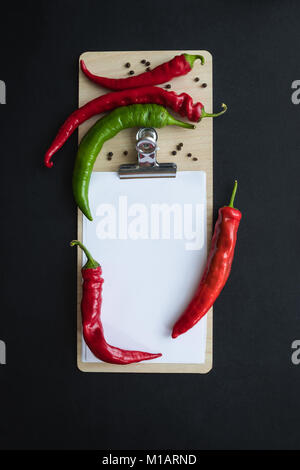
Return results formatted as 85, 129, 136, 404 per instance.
125, 62, 130, 68
179, 142, 183, 147
146, 67, 151, 72
201, 83, 207, 88
166, 84, 171, 89
129, 70, 134, 75
145, 61, 150, 66
194, 77, 200, 82
123, 150, 128, 156
176, 145, 182, 151
172, 150, 177, 156
187, 153, 192, 157
108, 152, 113, 157
141, 60, 146, 64
107, 156, 112, 161
192, 157, 198, 161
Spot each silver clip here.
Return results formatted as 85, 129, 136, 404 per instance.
118, 128, 177, 179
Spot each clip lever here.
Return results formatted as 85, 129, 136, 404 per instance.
118, 128, 177, 179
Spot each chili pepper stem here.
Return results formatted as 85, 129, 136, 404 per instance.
169, 116, 196, 129
70, 240, 100, 269
228, 180, 238, 208
184, 53, 205, 67
201, 103, 227, 119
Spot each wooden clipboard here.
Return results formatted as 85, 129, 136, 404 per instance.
77, 50, 213, 373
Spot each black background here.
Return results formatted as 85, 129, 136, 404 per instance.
0, 0, 299, 450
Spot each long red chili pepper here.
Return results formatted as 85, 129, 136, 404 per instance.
44, 87, 226, 168
172, 181, 242, 339
80, 53, 204, 91
71, 240, 162, 364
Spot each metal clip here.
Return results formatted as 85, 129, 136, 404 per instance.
118, 128, 177, 179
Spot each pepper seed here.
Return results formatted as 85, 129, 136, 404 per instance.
201, 83, 207, 88
192, 157, 198, 161
141, 60, 146, 64
176, 145, 182, 151
123, 150, 128, 156
145, 61, 151, 66
129, 70, 134, 75
187, 153, 192, 157
108, 152, 113, 157
165, 84, 171, 89
194, 77, 200, 82
125, 62, 131, 68
172, 151, 177, 156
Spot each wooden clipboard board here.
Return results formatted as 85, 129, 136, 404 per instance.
77, 50, 213, 373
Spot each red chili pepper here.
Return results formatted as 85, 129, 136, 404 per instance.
44, 86, 226, 168
172, 181, 242, 339
71, 240, 162, 364
80, 53, 205, 91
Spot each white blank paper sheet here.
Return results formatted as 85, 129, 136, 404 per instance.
82, 171, 207, 364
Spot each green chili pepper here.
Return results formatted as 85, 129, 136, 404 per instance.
73, 104, 195, 221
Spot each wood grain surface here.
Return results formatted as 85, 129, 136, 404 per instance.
77, 50, 213, 373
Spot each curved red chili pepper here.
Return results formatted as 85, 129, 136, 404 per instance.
44, 86, 226, 168
71, 240, 162, 364
80, 53, 204, 91
172, 181, 242, 339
